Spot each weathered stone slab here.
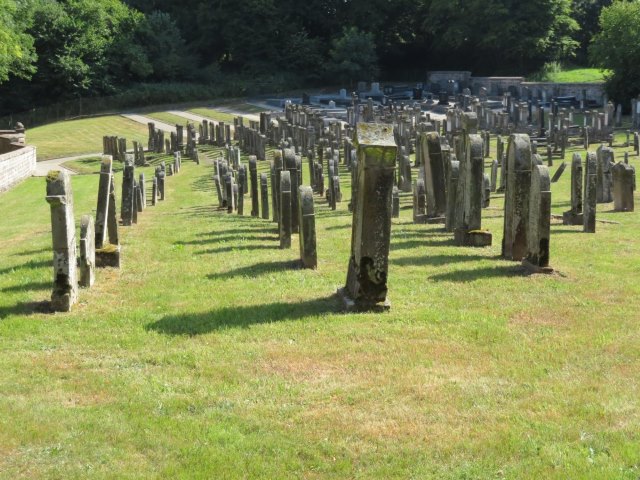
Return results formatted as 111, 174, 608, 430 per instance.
79, 215, 96, 287
339, 123, 397, 311
551, 161, 567, 183
298, 186, 317, 269
260, 173, 270, 220
95, 155, 112, 249
46, 170, 78, 312
523, 164, 553, 274
502, 134, 532, 260
279, 170, 292, 249
249, 156, 259, 217
612, 161, 635, 212
121, 156, 135, 226
563, 153, 583, 225
583, 152, 597, 233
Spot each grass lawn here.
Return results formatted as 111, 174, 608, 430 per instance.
538, 68, 609, 84
28, 115, 149, 161
145, 111, 200, 129
1, 116, 639, 478
188, 107, 243, 124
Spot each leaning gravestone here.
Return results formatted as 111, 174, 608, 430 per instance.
339, 123, 397, 311
551, 161, 567, 183
95, 155, 112, 249
79, 215, 96, 287
45, 170, 78, 312
502, 134, 532, 260
523, 165, 553, 274
584, 152, 597, 233
298, 186, 317, 269
612, 162, 635, 212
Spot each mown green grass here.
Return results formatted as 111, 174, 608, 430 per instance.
188, 107, 244, 124
534, 68, 609, 84
1, 116, 639, 478
145, 111, 199, 129
28, 115, 149, 161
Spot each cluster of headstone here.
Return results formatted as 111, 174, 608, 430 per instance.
211, 140, 317, 269
198, 118, 231, 147
561, 144, 637, 231
236, 118, 267, 160
44, 145, 189, 312
185, 123, 200, 164
147, 122, 165, 154
103, 136, 127, 162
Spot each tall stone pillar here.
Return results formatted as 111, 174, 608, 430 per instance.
45, 170, 78, 312
339, 123, 397, 311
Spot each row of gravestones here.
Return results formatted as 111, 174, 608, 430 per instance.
212, 150, 317, 269
45, 151, 184, 312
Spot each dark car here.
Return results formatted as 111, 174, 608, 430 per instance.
553, 96, 581, 108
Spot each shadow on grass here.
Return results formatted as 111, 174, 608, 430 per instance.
191, 175, 215, 193
197, 244, 279, 255
0, 259, 50, 276
195, 226, 277, 237
179, 234, 278, 246
0, 300, 52, 319
429, 264, 527, 282
391, 254, 489, 267
12, 248, 48, 257
1, 281, 50, 293
391, 238, 457, 250
146, 295, 340, 334
207, 259, 302, 280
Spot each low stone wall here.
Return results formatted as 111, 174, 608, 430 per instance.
0, 146, 37, 193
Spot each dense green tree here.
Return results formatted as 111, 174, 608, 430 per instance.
421, 0, 579, 74
329, 27, 379, 85
590, 0, 640, 104
0, 0, 36, 83
572, 0, 613, 64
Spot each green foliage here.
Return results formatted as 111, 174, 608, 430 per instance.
590, 0, 640, 105
0, 0, 36, 83
329, 27, 379, 85
571, 0, 613, 64
423, 0, 579, 74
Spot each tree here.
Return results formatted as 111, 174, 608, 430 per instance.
421, 0, 579, 74
0, 0, 36, 83
590, 0, 640, 105
329, 27, 379, 85
571, 0, 613, 64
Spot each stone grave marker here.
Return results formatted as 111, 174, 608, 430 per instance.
45, 170, 78, 312
79, 215, 96, 288
339, 123, 397, 311
298, 186, 317, 269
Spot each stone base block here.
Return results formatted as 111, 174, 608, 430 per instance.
51, 290, 76, 312
522, 259, 554, 275
337, 287, 390, 313
454, 229, 493, 247
95, 244, 121, 268
562, 211, 583, 225
414, 214, 428, 224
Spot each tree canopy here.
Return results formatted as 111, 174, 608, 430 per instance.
0, 0, 635, 114
590, 0, 640, 105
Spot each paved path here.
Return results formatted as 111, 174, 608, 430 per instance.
33, 153, 101, 176
121, 113, 176, 133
